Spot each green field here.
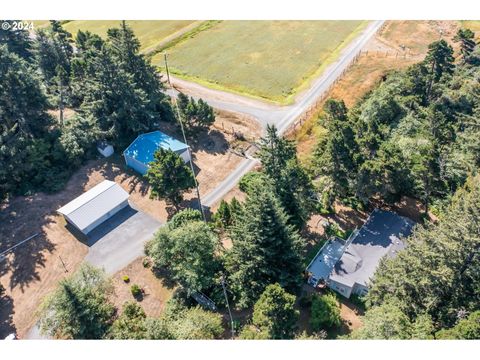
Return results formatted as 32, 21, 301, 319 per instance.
40, 20, 198, 53
151, 20, 365, 103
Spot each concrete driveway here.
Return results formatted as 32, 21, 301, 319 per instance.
84, 204, 161, 274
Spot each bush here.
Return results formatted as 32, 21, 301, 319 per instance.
310, 293, 342, 331
142, 258, 151, 268
122, 275, 130, 283
130, 284, 142, 297
169, 208, 203, 230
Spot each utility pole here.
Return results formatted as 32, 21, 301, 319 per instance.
163, 53, 171, 86
221, 273, 235, 339
162, 52, 206, 221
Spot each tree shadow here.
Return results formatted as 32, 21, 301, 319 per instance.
0, 288, 16, 338
151, 266, 177, 290
188, 129, 229, 155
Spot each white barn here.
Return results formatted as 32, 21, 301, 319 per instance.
57, 180, 129, 235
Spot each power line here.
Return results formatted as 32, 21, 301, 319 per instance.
221, 273, 235, 339
163, 52, 206, 222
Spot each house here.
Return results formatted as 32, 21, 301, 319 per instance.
57, 180, 129, 236
306, 209, 415, 298
123, 131, 191, 175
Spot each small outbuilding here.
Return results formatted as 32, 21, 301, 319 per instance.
123, 131, 191, 175
57, 180, 129, 236
97, 141, 114, 158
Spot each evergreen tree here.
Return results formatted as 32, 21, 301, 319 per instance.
453, 28, 476, 63
0, 45, 55, 200
0, 20, 32, 60
350, 302, 412, 339
424, 39, 455, 83
38, 264, 115, 339
258, 125, 315, 228
248, 283, 299, 339
436, 311, 480, 339
310, 293, 341, 331
226, 180, 304, 308
109, 302, 147, 340
367, 175, 480, 329
314, 99, 358, 199
145, 148, 195, 209
176, 92, 215, 133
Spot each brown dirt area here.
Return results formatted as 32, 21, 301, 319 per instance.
0, 115, 248, 338
111, 258, 174, 318
293, 20, 461, 159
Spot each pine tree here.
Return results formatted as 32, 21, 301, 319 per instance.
0, 20, 32, 60
258, 125, 314, 228
248, 283, 299, 339
145, 148, 195, 209
454, 28, 476, 64
226, 181, 304, 308
38, 264, 115, 339
367, 175, 480, 329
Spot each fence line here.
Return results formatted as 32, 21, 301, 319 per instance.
285, 25, 422, 137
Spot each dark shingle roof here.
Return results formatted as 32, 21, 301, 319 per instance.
329, 209, 415, 288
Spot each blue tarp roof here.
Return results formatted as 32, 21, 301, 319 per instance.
124, 131, 189, 165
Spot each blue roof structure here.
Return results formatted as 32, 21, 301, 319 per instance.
124, 131, 189, 165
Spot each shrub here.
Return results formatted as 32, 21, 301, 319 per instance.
310, 293, 342, 331
130, 284, 142, 297
122, 275, 130, 283
142, 258, 151, 268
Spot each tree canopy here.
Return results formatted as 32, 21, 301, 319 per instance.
145, 148, 195, 208
243, 283, 299, 339
38, 263, 115, 339
146, 219, 221, 294
226, 179, 304, 308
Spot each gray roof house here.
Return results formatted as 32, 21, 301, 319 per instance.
58, 180, 129, 236
306, 209, 415, 298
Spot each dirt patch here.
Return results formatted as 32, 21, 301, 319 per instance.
339, 298, 363, 333
111, 258, 174, 318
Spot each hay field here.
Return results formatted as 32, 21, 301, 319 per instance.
151, 20, 365, 103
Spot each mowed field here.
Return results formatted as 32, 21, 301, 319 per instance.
35, 20, 199, 54
151, 20, 365, 103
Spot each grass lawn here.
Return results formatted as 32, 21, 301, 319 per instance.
151, 20, 365, 104
61, 20, 198, 53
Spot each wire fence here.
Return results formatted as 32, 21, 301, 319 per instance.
284, 23, 424, 137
